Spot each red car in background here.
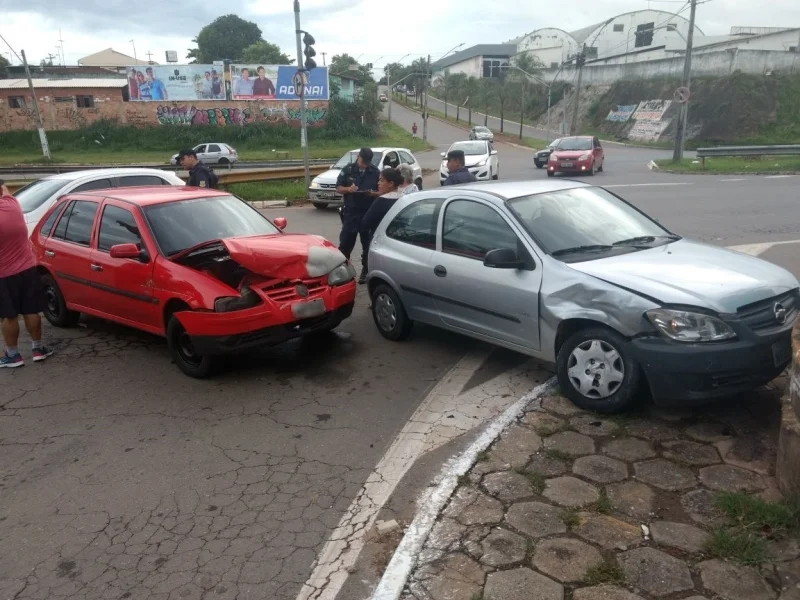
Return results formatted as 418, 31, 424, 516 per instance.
547, 136, 605, 177
31, 187, 357, 377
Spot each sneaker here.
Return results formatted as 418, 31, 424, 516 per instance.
32, 347, 54, 362
358, 268, 367, 285
0, 351, 24, 368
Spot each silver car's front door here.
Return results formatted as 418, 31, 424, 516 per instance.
193, 144, 208, 162
206, 144, 223, 163
429, 197, 542, 351
376, 198, 444, 325
399, 151, 422, 182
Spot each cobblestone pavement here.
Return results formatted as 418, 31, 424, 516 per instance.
402, 380, 800, 600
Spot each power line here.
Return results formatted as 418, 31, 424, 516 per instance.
0, 31, 23, 63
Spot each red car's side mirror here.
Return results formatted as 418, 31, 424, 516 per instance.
273, 217, 287, 231
110, 243, 141, 259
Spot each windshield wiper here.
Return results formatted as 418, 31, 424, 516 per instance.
552, 244, 614, 257
612, 235, 680, 246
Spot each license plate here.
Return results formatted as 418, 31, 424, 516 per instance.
316, 192, 335, 199
292, 298, 325, 320
561, 161, 574, 167
772, 340, 791, 367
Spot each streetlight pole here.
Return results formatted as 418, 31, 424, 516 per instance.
129, 40, 137, 62
673, 0, 698, 162
423, 43, 464, 142
293, 0, 311, 189
501, 63, 551, 141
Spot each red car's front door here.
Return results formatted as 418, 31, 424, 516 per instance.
87, 200, 159, 333
46, 199, 101, 310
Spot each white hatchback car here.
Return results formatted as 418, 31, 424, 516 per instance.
439, 140, 499, 184
170, 143, 239, 166
308, 147, 423, 209
17, 168, 185, 235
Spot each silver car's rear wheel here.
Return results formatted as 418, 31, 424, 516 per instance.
557, 327, 641, 413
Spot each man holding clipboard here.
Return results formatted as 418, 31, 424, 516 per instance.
335, 148, 381, 284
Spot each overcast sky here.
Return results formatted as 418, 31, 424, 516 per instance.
0, 0, 797, 69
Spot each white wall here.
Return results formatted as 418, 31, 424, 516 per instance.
540, 49, 800, 86
441, 56, 483, 78
666, 29, 800, 53
516, 29, 578, 68
584, 10, 703, 61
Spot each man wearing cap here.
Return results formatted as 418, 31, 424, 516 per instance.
335, 148, 380, 283
442, 149, 478, 186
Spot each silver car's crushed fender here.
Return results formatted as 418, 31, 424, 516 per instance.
538, 259, 661, 362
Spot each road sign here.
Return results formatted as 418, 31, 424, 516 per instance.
293, 71, 308, 98
674, 86, 691, 104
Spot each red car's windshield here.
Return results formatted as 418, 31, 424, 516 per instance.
144, 195, 279, 256
556, 138, 593, 151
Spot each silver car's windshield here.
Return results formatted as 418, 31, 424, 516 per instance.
13, 178, 70, 214
507, 187, 672, 256
450, 142, 487, 156
475, 127, 490, 134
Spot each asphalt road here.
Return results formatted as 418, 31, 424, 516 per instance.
1, 97, 799, 600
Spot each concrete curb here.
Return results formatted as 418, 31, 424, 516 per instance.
370, 377, 556, 600
655, 168, 800, 176
249, 200, 289, 208
777, 318, 800, 498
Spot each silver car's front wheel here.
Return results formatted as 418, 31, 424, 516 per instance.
371, 284, 413, 341
557, 327, 641, 413
567, 340, 624, 399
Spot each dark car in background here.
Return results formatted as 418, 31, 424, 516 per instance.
534, 138, 563, 169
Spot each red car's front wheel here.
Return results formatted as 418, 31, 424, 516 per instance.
166, 317, 218, 378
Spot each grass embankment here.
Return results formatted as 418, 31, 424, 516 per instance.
391, 93, 548, 150
0, 121, 429, 166
655, 156, 800, 174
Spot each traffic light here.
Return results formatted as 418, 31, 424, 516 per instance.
303, 33, 316, 70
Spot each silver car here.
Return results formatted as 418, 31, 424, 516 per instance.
366, 180, 798, 413
469, 126, 494, 142
170, 143, 239, 165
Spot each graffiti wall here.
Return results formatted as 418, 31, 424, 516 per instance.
0, 95, 328, 131
605, 104, 636, 123
627, 99, 673, 142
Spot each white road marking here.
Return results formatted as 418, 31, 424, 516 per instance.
371, 379, 556, 600
721, 178, 746, 182
726, 239, 800, 256
765, 175, 795, 179
295, 350, 549, 600
604, 183, 692, 188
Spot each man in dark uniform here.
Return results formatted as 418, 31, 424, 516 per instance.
442, 149, 478, 186
177, 149, 217, 188
335, 147, 380, 283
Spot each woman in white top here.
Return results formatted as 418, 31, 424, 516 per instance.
397, 164, 419, 196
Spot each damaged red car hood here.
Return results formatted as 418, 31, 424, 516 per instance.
220, 234, 347, 279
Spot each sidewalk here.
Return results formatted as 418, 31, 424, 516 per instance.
401, 381, 800, 600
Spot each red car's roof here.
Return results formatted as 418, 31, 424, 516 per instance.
75, 186, 230, 207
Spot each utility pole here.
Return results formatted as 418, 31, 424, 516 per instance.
146, 51, 154, 64
570, 45, 586, 136
673, 0, 697, 162
387, 67, 393, 123
423, 54, 430, 142
21, 50, 50, 160
519, 78, 526, 139
321, 52, 327, 66
294, 0, 311, 190
130, 40, 137, 62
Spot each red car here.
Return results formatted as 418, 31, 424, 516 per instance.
31, 187, 357, 377
547, 136, 604, 177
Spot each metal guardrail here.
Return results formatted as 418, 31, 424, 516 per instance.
696, 145, 800, 166
0, 158, 333, 177
4, 165, 329, 194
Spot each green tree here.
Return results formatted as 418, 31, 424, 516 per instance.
0, 54, 9, 77
330, 53, 374, 84
187, 15, 262, 63
241, 40, 293, 65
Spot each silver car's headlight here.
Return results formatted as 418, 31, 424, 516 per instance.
477, 158, 488, 166
646, 309, 736, 342
310, 180, 320, 189
328, 262, 356, 286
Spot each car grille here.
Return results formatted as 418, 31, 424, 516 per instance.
736, 289, 799, 333
318, 183, 336, 190
262, 277, 327, 302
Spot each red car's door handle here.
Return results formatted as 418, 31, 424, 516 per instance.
89, 264, 103, 272
45, 250, 55, 258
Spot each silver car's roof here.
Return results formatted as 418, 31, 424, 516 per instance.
445, 179, 591, 201
40, 168, 179, 182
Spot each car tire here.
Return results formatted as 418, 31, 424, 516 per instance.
42, 273, 80, 328
492, 167, 499, 181
312, 202, 329, 209
166, 317, 218, 379
535, 161, 543, 169
588, 161, 596, 176
547, 170, 555, 177
218, 157, 230, 165
371, 284, 413, 341
557, 326, 642, 414
598, 160, 604, 172
415, 178, 423, 191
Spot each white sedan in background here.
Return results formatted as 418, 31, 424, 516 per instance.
17, 168, 185, 235
170, 143, 239, 166
439, 140, 500, 184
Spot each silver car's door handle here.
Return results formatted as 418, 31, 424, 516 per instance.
89, 263, 103, 272
434, 265, 447, 277
45, 250, 55, 258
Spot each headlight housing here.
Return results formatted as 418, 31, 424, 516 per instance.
549, 155, 558, 162
328, 262, 357, 286
579, 153, 591, 161
214, 287, 262, 312
477, 158, 487, 166
646, 308, 736, 342
310, 180, 320, 189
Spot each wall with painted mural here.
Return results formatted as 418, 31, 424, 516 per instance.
0, 98, 328, 131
